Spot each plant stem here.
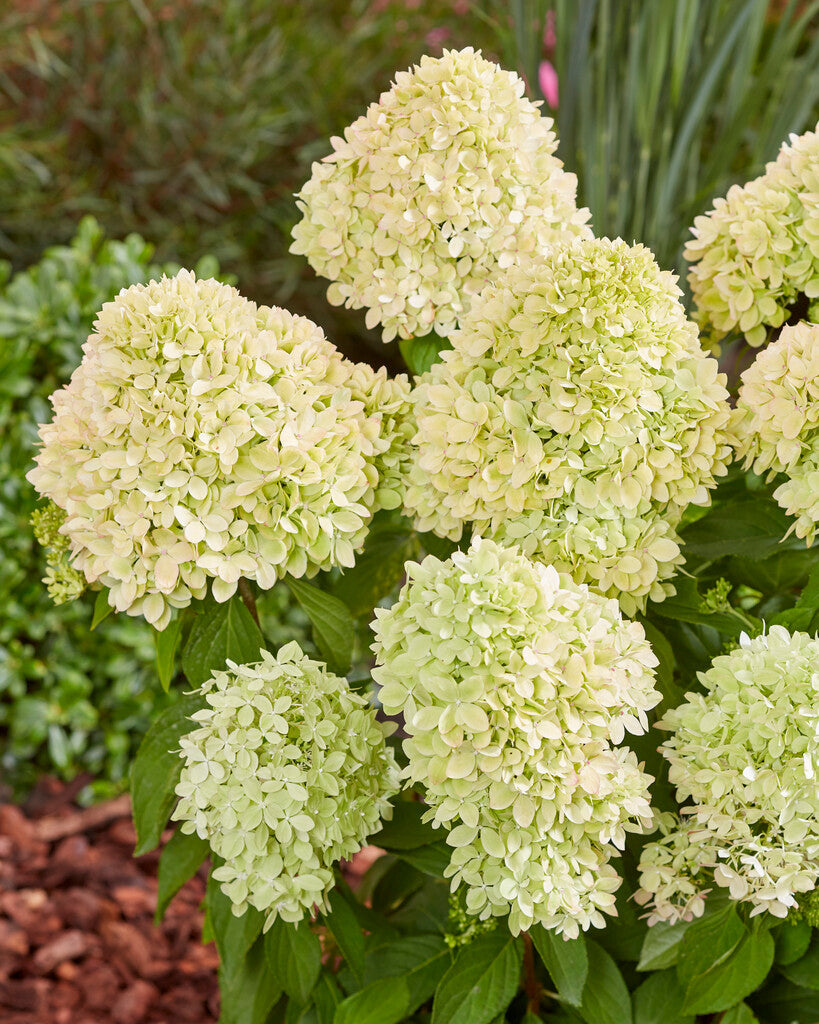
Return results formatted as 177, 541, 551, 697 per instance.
238, 578, 261, 628
522, 932, 541, 1016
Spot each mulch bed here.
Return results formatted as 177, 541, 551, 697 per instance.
0, 778, 220, 1024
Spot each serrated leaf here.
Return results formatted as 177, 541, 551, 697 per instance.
206, 869, 265, 981
677, 902, 745, 988
637, 920, 691, 972
154, 613, 183, 691
680, 499, 796, 561
373, 802, 439, 851
720, 1004, 759, 1024
395, 842, 450, 877
286, 578, 354, 675
90, 588, 112, 629
130, 694, 203, 855
781, 937, 819, 991
155, 827, 209, 923
181, 596, 264, 687
324, 888, 365, 983
265, 918, 322, 1004
218, 935, 281, 1024
578, 941, 632, 1024
363, 935, 450, 1014
775, 920, 812, 966
682, 931, 774, 1015
399, 333, 451, 376
530, 925, 588, 1008
331, 525, 416, 618
333, 976, 409, 1024
633, 969, 693, 1024
431, 932, 522, 1024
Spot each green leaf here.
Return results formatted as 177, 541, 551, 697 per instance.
680, 498, 795, 562
373, 802, 439, 851
155, 827, 209, 923
398, 332, 451, 376
333, 977, 409, 1024
206, 868, 265, 981
720, 1004, 759, 1024
182, 596, 264, 687
154, 614, 183, 691
130, 694, 203, 855
313, 974, 344, 1024
682, 930, 774, 1015
431, 932, 522, 1024
751, 978, 819, 1023
219, 935, 282, 1024
781, 937, 819, 991
578, 941, 632, 1024
637, 920, 691, 972
330, 523, 416, 618
676, 901, 745, 988
324, 888, 365, 983
363, 935, 451, 1014
649, 577, 745, 636
633, 969, 693, 1024
394, 841, 450, 877
286, 578, 354, 675
774, 920, 812, 966
530, 925, 588, 1008
265, 918, 322, 1004
90, 588, 112, 629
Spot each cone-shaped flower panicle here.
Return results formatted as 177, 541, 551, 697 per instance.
27, 270, 410, 628
371, 537, 660, 937
173, 642, 400, 926
636, 627, 819, 923
685, 122, 819, 349
402, 237, 734, 614
734, 320, 819, 543
291, 47, 591, 343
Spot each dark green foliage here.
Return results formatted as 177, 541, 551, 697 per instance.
0, 0, 497, 363
0, 217, 184, 796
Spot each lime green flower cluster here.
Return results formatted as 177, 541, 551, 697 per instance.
291, 47, 590, 343
636, 627, 819, 922
30, 501, 87, 605
734, 321, 819, 543
371, 538, 659, 937
27, 271, 409, 629
685, 122, 819, 348
634, 813, 716, 925
402, 238, 733, 613
173, 642, 400, 926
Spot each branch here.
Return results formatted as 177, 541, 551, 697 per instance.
238, 578, 261, 628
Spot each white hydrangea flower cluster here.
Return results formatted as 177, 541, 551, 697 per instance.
291, 47, 591, 343
27, 270, 410, 628
371, 537, 660, 937
402, 238, 734, 614
173, 642, 400, 926
685, 122, 819, 348
636, 627, 819, 922
633, 813, 717, 925
733, 321, 819, 543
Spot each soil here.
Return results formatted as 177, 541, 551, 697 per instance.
0, 776, 220, 1024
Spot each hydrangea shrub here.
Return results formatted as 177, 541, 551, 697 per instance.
24, 45, 819, 1024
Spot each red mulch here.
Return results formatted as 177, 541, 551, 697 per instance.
0, 778, 220, 1024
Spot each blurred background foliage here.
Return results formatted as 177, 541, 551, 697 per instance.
0, 0, 817, 793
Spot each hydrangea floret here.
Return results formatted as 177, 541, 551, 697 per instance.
733, 320, 819, 543
685, 122, 819, 348
290, 47, 591, 343
635, 627, 819, 922
27, 270, 409, 628
173, 642, 400, 926
402, 237, 733, 613
371, 537, 660, 937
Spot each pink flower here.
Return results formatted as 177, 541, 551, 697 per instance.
539, 60, 558, 108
